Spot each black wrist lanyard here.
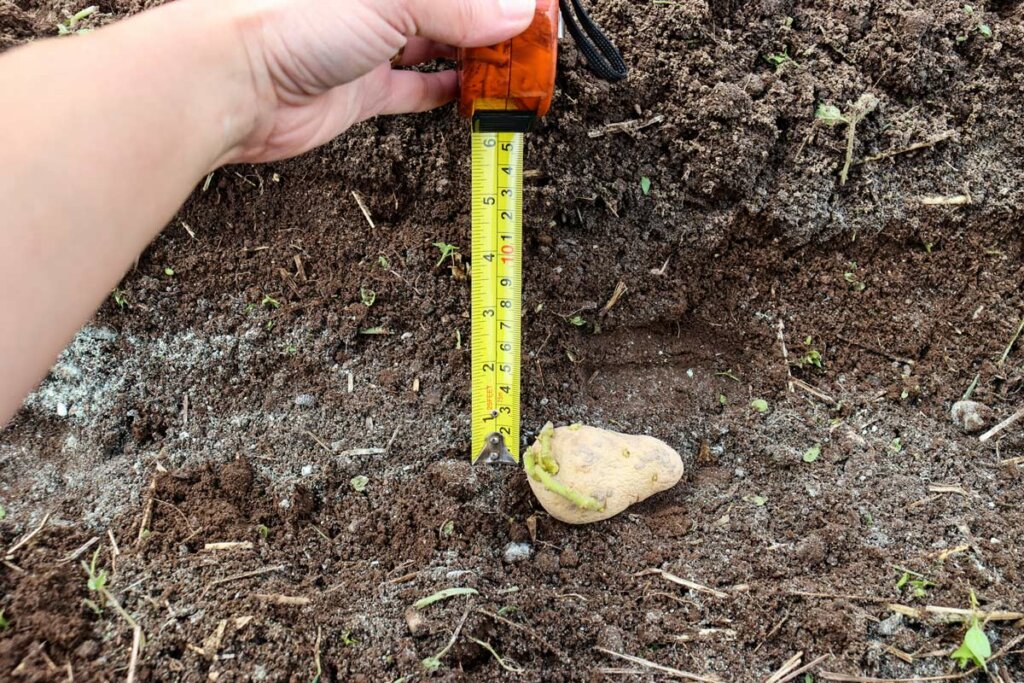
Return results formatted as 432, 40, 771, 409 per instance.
559, 0, 629, 82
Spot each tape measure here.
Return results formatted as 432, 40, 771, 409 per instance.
459, 1, 560, 464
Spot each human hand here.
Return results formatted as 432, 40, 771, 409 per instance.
226, 0, 537, 164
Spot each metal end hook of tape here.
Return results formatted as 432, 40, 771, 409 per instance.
475, 432, 517, 466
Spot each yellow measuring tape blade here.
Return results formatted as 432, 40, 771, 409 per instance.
471, 131, 523, 464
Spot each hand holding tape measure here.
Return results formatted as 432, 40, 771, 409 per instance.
457, 0, 626, 464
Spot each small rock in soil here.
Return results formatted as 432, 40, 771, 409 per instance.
597, 625, 625, 652
535, 551, 560, 574
503, 542, 532, 564
950, 400, 992, 434
294, 393, 316, 407
404, 607, 429, 637
875, 612, 903, 637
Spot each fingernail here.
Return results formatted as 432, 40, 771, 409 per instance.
498, 0, 536, 21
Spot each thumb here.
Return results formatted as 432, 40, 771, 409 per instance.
383, 0, 538, 47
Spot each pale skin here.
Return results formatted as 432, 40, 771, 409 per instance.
0, 0, 537, 425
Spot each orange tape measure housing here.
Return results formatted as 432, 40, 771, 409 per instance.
457, 0, 559, 124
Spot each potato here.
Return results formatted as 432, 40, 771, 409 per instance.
523, 422, 684, 524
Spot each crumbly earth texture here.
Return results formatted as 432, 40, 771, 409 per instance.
3, 0, 1024, 680
525, 422, 685, 524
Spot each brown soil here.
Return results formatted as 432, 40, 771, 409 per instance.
3, 0, 1024, 680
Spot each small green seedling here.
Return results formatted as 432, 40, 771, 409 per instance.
844, 262, 866, 291
350, 475, 369, 492
951, 614, 991, 670
750, 398, 769, 413
413, 587, 479, 610
800, 336, 823, 369
261, 295, 281, 309
815, 93, 879, 185
895, 567, 934, 598
257, 524, 269, 540
889, 437, 903, 453
803, 444, 821, 463
0, 610, 8, 630
640, 176, 652, 195
0, 505, 6, 521
744, 494, 767, 506
112, 289, 128, 309
440, 520, 455, 538
567, 314, 587, 327
358, 327, 390, 335
718, 394, 728, 406
83, 548, 108, 614
57, 6, 98, 35
433, 241, 459, 268
377, 255, 390, 269
360, 287, 376, 307
340, 631, 357, 646
765, 51, 793, 71
163, 267, 175, 277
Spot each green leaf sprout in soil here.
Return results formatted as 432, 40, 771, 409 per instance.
440, 520, 455, 538
0, 610, 8, 630
765, 50, 792, 71
718, 394, 728, 406
640, 176, 652, 195
894, 566, 934, 598
951, 607, 991, 670
744, 494, 767, 506
82, 547, 109, 614
257, 524, 269, 540
803, 444, 821, 463
340, 631, 357, 646
261, 294, 281, 309
358, 327, 391, 335
163, 267, 175, 277
844, 261, 866, 291
750, 398, 769, 413
800, 336, 823, 369
889, 437, 903, 453
112, 289, 128, 309
350, 475, 369, 492
377, 255, 390, 269
433, 241, 459, 267
815, 93, 879, 185
0, 505, 6, 521
360, 286, 376, 307
567, 314, 587, 327
413, 587, 478, 610
57, 5, 98, 35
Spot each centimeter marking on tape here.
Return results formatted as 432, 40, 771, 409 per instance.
470, 131, 523, 464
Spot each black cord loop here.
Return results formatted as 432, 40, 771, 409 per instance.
559, 0, 628, 82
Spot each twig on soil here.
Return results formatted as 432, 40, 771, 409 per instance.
61, 536, 100, 564
305, 431, 334, 454
598, 281, 628, 318
999, 318, 1024, 366
855, 130, 954, 166
5, 511, 52, 559
787, 590, 891, 604
918, 193, 972, 206
837, 335, 915, 366
764, 652, 802, 683
888, 602, 1024, 623
204, 541, 254, 552
792, 378, 837, 406
979, 405, 1024, 443
137, 475, 157, 545
594, 647, 723, 683
774, 654, 829, 683
312, 626, 322, 682
588, 114, 665, 138
254, 593, 311, 606
200, 564, 287, 599
476, 609, 571, 664
636, 568, 729, 598
338, 447, 387, 457
126, 625, 142, 683
468, 637, 525, 673
352, 191, 375, 229
876, 642, 913, 664
961, 373, 980, 401
776, 320, 794, 393
927, 484, 970, 497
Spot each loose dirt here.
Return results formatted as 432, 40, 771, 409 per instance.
2, 0, 1024, 680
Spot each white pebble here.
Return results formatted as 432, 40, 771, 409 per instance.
294, 394, 316, 407
301, 465, 313, 476
56, 402, 68, 417
503, 542, 532, 564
